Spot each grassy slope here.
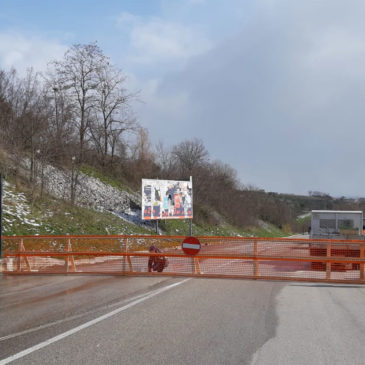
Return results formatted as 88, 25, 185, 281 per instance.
80, 166, 136, 195
2, 177, 151, 236
2, 175, 285, 238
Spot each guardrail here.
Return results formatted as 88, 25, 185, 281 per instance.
2, 235, 365, 284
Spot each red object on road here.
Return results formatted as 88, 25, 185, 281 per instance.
182, 237, 201, 255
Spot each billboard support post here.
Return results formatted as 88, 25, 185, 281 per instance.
156, 220, 159, 234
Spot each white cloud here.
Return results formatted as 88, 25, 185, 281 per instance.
140, 78, 189, 118
116, 12, 212, 66
306, 28, 365, 77
115, 11, 213, 135
0, 32, 67, 74
126, 71, 190, 135
127, 1, 365, 196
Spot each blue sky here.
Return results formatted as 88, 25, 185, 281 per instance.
1, 0, 365, 197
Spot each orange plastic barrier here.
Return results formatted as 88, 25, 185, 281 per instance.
2, 235, 365, 284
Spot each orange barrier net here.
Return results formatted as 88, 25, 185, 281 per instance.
2, 235, 365, 284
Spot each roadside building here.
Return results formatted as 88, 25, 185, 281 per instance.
310, 210, 364, 240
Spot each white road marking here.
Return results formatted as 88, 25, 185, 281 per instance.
0, 288, 175, 342
0, 279, 190, 365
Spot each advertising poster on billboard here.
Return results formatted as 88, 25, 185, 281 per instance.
142, 178, 193, 220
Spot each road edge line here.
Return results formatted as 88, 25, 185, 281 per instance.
0, 279, 190, 365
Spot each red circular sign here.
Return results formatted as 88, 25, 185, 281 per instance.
182, 237, 201, 255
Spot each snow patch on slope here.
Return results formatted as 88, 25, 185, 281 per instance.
2, 180, 44, 232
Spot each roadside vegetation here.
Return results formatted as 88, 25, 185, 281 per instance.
2, 177, 150, 236
2, 175, 284, 237
1, 43, 365, 238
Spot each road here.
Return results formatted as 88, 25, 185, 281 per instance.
1, 274, 365, 364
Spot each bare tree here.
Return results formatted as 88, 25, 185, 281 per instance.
0, 69, 49, 185
171, 138, 209, 178
51, 43, 107, 163
124, 127, 158, 182
0, 69, 23, 149
90, 62, 136, 167
42, 78, 75, 163
155, 141, 176, 178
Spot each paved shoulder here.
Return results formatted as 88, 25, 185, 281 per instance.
251, 283, 365, 365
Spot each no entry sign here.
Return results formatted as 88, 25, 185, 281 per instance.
182, 237, 201, 255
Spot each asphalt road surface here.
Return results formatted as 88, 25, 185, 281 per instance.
1, 274, 365, 364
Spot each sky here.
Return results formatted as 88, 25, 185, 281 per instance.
0, 0, 365, 197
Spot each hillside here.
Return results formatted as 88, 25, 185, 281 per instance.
2, 50, 365, 239
3, 147, 365, 238
1, 170, 285, 238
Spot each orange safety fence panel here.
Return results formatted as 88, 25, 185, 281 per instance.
2, 235, 365, 284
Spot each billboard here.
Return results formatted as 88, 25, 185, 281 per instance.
142, 178, 193, 220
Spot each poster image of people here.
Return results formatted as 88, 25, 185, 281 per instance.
142, 178, 193, 220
